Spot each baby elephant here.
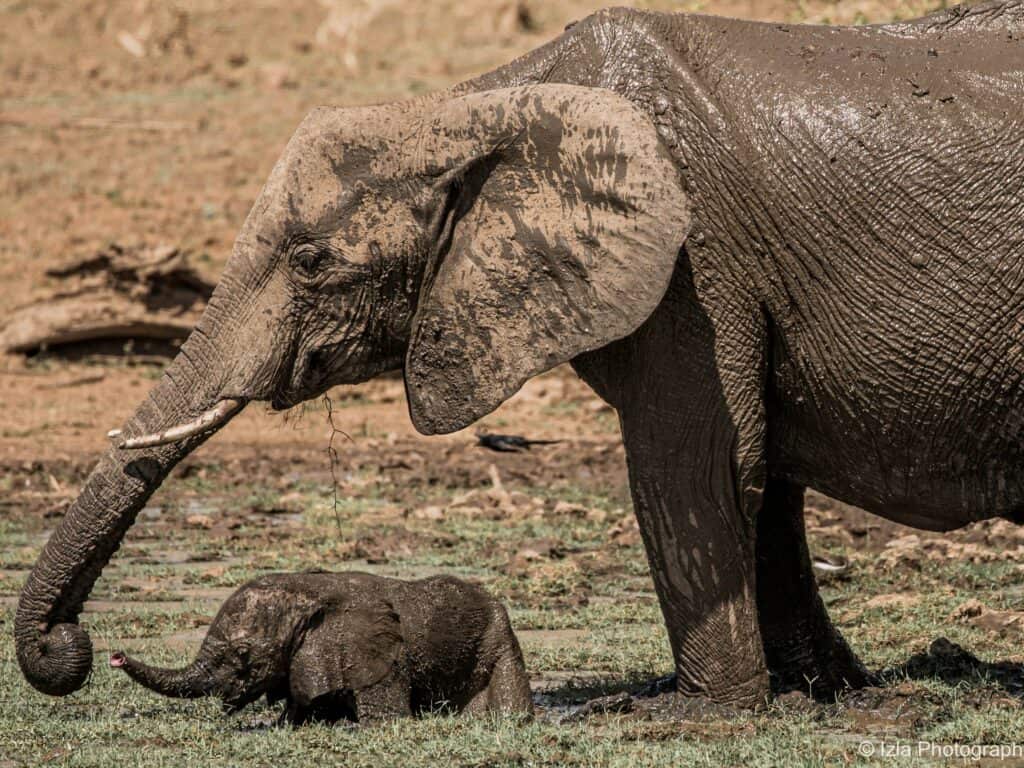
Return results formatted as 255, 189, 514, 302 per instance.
109, 571, 532, 724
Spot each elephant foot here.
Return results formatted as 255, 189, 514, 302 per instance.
639, 638, 871, 705
764, 609, 875, 699
756, 478, 874, 701
636, 674, 767, 719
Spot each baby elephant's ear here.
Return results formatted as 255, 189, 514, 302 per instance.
404, 84, 690, 434
289, 603, 404, 705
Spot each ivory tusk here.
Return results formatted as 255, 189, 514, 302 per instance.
811, 555, 849, 574
115, 398, 245, 450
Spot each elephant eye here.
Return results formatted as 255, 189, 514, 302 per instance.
290, 245, 326, 280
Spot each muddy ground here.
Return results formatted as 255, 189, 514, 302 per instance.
3, 1, 1024, 767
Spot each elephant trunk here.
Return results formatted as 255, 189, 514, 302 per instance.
109, 651, 211, 699
15, 294, 246, 697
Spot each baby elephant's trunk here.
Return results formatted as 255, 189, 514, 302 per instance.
109, 651, 210, 698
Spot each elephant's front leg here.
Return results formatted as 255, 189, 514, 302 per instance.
620, 406, 770, 707
575, 259, 773, 707
354, 672, 413, 725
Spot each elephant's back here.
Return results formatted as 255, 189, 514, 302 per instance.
887, 0, 1024, 36
686, 8, 1024, 126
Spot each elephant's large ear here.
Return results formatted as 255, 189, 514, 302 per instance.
404, 85, 690, 434
289, 602, 404, 705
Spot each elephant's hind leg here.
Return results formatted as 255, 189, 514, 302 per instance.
465, 611, 533, 716
484, 648, 533, 715
756, 477, 871, 697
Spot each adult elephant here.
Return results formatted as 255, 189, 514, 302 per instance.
17, 1, 1024, 707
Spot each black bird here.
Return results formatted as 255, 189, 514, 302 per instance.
476, 432, 562, 453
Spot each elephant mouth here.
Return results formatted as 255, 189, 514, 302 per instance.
272, 348, 332, 411
270, 390, 302, 411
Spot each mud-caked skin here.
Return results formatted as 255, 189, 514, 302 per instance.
109, 572, 532, 724
16, 1, 1024, 709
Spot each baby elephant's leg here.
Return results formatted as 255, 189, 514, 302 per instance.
484, 648, 533, 713
281, 697, 311, 726
467, 608, 533, 715
354, 672, 413, 725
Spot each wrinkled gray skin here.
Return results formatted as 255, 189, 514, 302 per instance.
17, 0, 1024, 708
110, 572, 532, 724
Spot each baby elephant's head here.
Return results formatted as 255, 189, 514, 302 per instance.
109, 581, 320, 711
109, 635, 295, 712
108, 576, 410, 724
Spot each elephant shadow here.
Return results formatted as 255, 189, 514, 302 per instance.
536, 637, 1024, 720
532, 673, 661, 717
879, 636, 1024, 699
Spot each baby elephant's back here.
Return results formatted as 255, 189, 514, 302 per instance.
389, 575, 507, 686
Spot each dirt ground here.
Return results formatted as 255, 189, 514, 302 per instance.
5, 1, 1024, 767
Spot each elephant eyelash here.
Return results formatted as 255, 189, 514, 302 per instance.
284, 238, 370, 295
290, 245, 328, 279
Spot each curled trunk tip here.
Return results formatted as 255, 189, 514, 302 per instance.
16, 622, 93, 696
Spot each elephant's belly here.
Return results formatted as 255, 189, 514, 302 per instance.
775, 443, 1024, 531
771, 414, 1024, 531
767, 332, 1024, 532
